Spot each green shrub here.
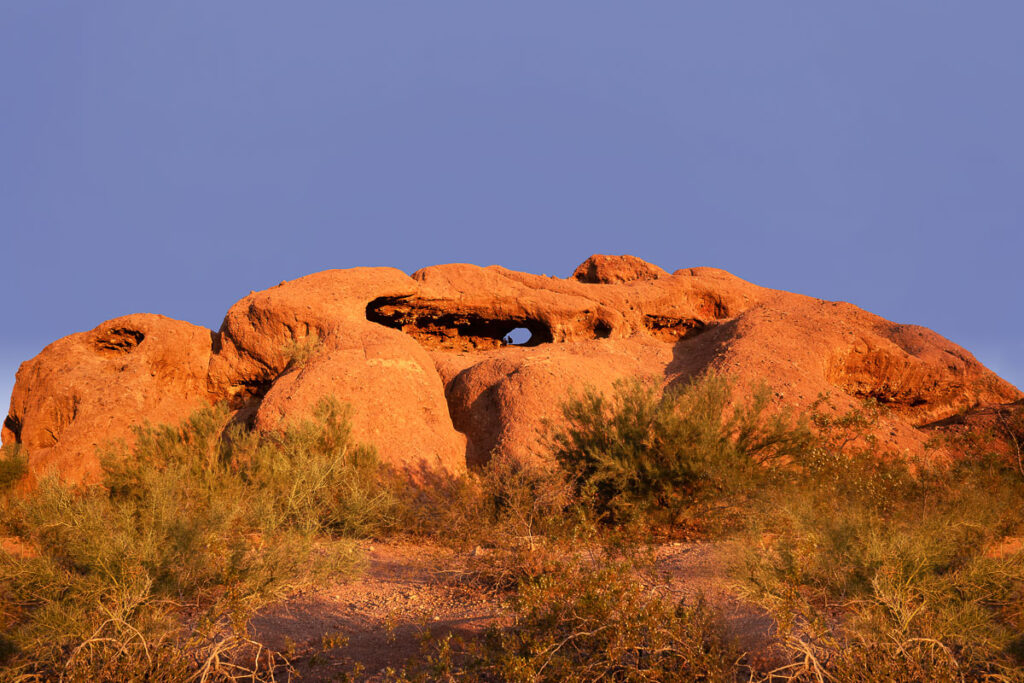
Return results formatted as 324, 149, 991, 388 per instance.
548, 374, 811, 529
545, 377, 1024, 679
0, 397, 392, 680
396, 451, 598, 593
281, 331, 323, 370
738, 447, 1024, 681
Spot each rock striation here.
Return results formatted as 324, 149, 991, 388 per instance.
4, 255, 1021, 483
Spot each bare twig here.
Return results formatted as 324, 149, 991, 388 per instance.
995, 409, 1024, 479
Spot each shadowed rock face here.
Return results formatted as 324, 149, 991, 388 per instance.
4, 255, 1021, 483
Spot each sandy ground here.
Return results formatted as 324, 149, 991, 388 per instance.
250, 540, 777, 681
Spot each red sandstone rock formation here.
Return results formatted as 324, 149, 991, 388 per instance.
3, 255, 1020, 483
3, 315, 217, 484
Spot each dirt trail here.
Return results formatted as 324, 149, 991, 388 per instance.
652, 543, 779, 667
251, 540, 776, 681
252, 542, 504, 680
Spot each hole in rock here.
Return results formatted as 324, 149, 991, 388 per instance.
503, 327, 533, 346
366, 296, 554, 351
95, 328, 145, 354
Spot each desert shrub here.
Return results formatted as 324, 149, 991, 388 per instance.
996, 403, 1024, 479
31, 625, 293, 683
396, 451, 598, 592
102, 398, 399, 540
477, 560, 739, 682
545, 376, 1024, 679
739, 449, 1024, 681
451, 451, 588, 559
281, 331, 323, 370
0, 445, 27, 492
792, 396, 923, 509
390, 556, 742, 683
549, 374, 812, 529
0, 397, 392, 680
475, 453, 578, 546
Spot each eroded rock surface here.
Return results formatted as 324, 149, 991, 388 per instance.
3, 315, 216, 484
4, 256, 1021, 483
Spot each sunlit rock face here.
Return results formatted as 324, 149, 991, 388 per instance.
4, 255, 1021, 484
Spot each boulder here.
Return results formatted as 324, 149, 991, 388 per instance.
2, 314, 215, 484
572, 253, 668, 284
207, 267, 465, 475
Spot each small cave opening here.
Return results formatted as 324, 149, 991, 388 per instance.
643, 315, 708, 342
95, 328, 145, 354
502, 327, 533, 346
228, 378, 275, 411
2, 415, 22, 444
366, 296, 554, 351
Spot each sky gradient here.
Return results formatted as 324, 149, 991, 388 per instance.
2, 2, 1022, 410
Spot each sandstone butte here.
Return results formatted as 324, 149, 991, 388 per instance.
3, 255, 1022, 485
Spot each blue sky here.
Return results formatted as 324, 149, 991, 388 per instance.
2, 2, 1022, 409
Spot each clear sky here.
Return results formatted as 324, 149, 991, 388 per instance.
2, 2, 1022, 410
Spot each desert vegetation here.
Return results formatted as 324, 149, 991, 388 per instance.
0, 400, 388, 680
1, 377, 1023, 681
